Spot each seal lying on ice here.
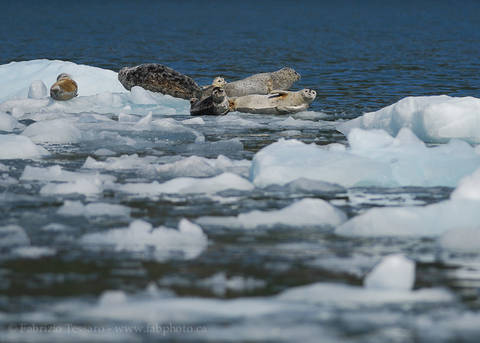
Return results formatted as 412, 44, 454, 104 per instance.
50, 73, 78, 101
190, 87, 230, 116
230, 89, 316, 114
224, 67, 301, 97
118, 63, 203, 100
200, 76, 227, 99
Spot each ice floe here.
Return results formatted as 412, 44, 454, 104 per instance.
0, 59, 126, 102
251, 128, 480, 188
364, 254, 415, 291
80, 219, 207, 260
338, 95, 480, 143
57, 200, 131, 218
440, 227, 480, 253
197, 198, 346, 229
336, 166, 480, 238
22, 118, 83, 144
0, 134, 49, 159
118, 172, 253, 197
0, 112, 24, 131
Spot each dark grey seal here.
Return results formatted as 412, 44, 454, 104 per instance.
190, 87, 230, 116
118, 64, 203, 100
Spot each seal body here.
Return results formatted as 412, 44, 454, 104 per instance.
190, 87, 230, 116
224, 67, 300, 97
118, 63, 203, 100
50, 73, 78, 101
231, 89, 316, 114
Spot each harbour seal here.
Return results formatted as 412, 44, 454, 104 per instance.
118, 63, 203, 100
50, 73, 78, 101
190, 87, 230, 116
224, 67, 300, 97
200, 76, 227, 99
230, 89, 316, 114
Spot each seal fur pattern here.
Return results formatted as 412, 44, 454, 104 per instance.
50, 73, 78, 101
190, 87, 230, 116
230, 89, 316, 114
118, 63, 203, 100
224, 67, 300, 97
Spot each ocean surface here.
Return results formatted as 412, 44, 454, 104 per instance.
1, 0, 480, 342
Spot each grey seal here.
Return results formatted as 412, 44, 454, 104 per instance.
190, 87, 230, 116
231, 89, 316, 114
118, 63, 203, 100
50, 73, 78, 101
224, 67, 300, 97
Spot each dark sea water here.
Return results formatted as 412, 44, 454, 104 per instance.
1, 0, 480, 342
2, 0, 479, 115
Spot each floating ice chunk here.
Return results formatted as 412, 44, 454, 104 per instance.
450, 168, 480, 201
22, 118, 82, 144
293, 111, 327, 120
155, 155, 250, 178
40, 177, 105, 196
279, 130, 302, 137
0, 225, 30, 247
283, 178, 346, 194
216, 114, 265, 129
118, 172, 254, 196
0, 134, 49, 159
82, 154, 158, 172
21, 165, 115, 183
80, 219, 207, 260
198, 272, 266, 296
58, 200, 131, 217
250, 129, 480, 188
273, 116, 332, 129
27, 80, 48, 99
338, 95, 480, 143
278, 282, 454, 308
0, 59, 126, 102
336, 200, 480, 237
93, 148, 115, 156
12, 246, 56, 258
129, 86, 158, 105
364, 254, 415, 291
440, 227, 480, 253
182, 117, 205, 125
0, 112, 24, 131
197, 198, 346, 229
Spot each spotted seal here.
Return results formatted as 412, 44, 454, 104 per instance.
50, 73, 78, 101
118, 63, 203, 100
190, 87, 230, 116
224, 67, 300, 97
200, 76, 227, 99
230, 89, 316, 114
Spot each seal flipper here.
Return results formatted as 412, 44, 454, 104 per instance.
269, 90, 289, 95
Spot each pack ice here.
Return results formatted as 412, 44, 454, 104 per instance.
338, 95, 480, 143
336, 167, 480, 243
251, 128, 480, 188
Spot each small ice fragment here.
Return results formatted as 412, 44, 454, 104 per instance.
364, 254, 415, 291
27, 80, 48, 99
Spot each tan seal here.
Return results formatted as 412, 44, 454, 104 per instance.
230, 89, 316, 114
50, 73, 78, 101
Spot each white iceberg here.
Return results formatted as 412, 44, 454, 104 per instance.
0, 59, 126, 102
364, 254, 415, 291
197, 198, 346, 229
251, 128, 480, 188
338, 95, 480, 143
336, 166, 480, 237
0, 134, 49, 159
57, 201, 131, 218
118, 172, 254, 196
80, 219, 208, 260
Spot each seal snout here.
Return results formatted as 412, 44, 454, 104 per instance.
212, 87, 226, 103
